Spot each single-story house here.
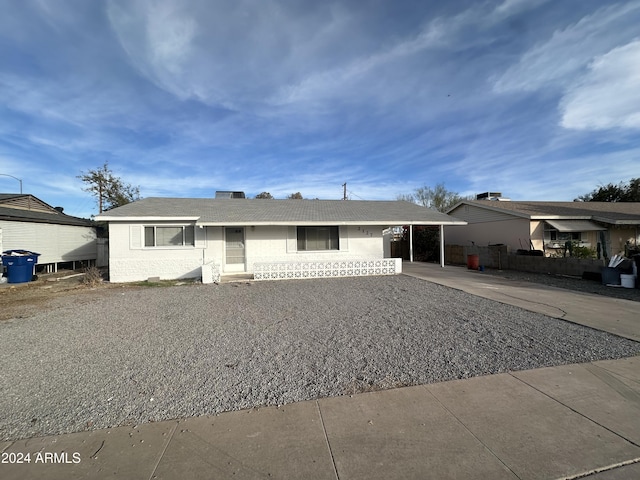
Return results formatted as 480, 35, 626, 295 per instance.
0, 194, 97, 272
96, 197, 467, 282
445, 200, 640, 256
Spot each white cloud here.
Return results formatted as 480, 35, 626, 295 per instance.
147, 3, 197, 75
107, 0, 201, 102
561, 40, 640, 131
491, 0, 551, 22
494, 1, 640, 93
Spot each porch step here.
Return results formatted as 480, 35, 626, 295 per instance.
219, 274, 254, 284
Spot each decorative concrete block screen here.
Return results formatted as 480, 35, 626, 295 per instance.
253, 258, 402, 281
201, 261, 221, 284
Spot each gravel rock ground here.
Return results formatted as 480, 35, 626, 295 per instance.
479, 268, 640, 302
1, 275, 638, 441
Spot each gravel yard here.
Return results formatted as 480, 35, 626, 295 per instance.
1, 275, 638, 441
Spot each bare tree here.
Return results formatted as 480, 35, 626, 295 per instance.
78, 162, 141, 213
287, 192, 304, 199
397, 183, 463, 212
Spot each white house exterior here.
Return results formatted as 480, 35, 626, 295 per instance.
0, 194, 97, 272
97, 198, 466, 282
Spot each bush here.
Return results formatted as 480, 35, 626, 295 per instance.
83, 266, 103, 286
570, 242, 596, 259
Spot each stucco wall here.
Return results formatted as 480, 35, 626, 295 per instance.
445, 217, 531, 252
0, 220, 96, 264
609, 226, 640, 254
108, 223, 386, 282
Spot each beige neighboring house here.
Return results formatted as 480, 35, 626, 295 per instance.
445, 200, 640, 257
0, 194, 97, 272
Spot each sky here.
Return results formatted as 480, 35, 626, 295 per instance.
1, 0, 639, 218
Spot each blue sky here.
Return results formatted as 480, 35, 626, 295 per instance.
1, 0, 639, 218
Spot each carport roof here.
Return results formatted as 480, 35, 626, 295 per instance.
96, 198, 467, 226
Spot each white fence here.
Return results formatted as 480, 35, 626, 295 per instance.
253, 258, 402, 281
201, 261, 221, 284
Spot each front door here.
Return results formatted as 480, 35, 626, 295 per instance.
225, 227, 245, 272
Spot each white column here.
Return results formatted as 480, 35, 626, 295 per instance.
440, 224, 445, 268
409, 225, 414, 262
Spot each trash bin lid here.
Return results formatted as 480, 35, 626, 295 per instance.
2, 250, 40, 256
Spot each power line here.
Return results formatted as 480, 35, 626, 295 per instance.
347, 190, 365, 200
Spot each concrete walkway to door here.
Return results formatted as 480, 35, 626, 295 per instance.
402, 261, 640, 342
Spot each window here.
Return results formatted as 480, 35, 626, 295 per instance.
297, 226, 339, 251
544, 225, 581, 243
144, 226, 195, 247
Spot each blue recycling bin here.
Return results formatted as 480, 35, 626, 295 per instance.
2, 251, 40, 284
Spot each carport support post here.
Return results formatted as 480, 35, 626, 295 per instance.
409, 225, 414, 262
440, 224, 445, 268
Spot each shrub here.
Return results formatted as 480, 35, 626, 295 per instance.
570, 242, 596, 259
83, 266, 103, 286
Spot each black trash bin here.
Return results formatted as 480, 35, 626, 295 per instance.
2, 250, 40, 284
600, 266, 621, 286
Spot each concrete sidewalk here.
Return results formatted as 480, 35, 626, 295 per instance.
2, 266, 639, 480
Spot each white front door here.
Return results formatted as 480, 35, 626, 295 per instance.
225, 227, 246, 272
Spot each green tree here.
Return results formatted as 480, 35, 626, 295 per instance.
575, 178, 640, 202
255, 192, 274, 199
78, 162, 141, 213
397, 183, 464, 212
287, 192, 303, 199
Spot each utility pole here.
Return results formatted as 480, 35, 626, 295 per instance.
342, 183, 347, 200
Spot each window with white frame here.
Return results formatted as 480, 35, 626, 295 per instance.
297, 226, 339, 251
144, 226, 195, 247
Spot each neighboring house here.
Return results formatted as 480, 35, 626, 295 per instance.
445, 200, 640, 256
96, 197, 466, 282
0, 194, 97, 272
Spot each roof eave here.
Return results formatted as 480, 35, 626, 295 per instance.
531, 215, 594, 220
96, 216, 201, 222
96, 218, 467, 226
195, 220, 469, 226
591, 215, 640, 225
